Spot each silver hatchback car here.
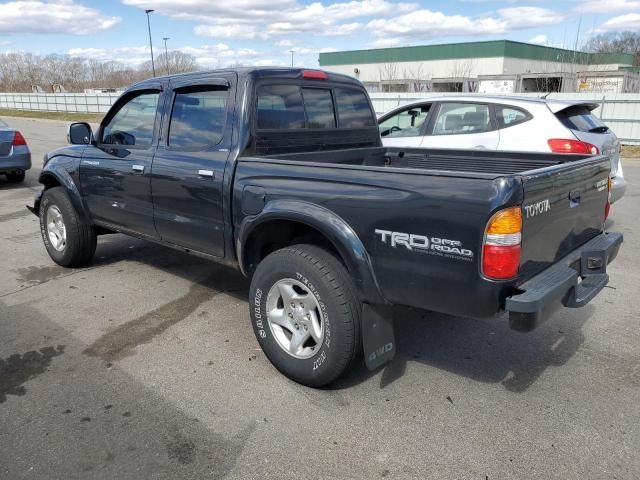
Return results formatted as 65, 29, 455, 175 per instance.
0, 118, 31, 183
378, 95, 625, 203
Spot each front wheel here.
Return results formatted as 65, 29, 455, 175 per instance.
39, 187, 97, 267
249, 244, 361, 387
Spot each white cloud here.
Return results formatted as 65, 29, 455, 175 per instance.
367, 7, 562, 41
574, 0, 640, 13
599, 13, 640, 31
528, 34, 548, 44
496, 7, 560, 29
123, 0, 415, 39
0, 1, 120, 35
68, 43, 269, 68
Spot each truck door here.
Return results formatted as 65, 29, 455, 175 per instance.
150, 75, 235, 257
80, 85, 163, 237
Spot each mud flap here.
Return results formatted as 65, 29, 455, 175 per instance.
362, 304, 396, 370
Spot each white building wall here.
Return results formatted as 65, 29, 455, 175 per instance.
323, 57, 505, 82
324, 57, 627, 82
502, 57, 624, 75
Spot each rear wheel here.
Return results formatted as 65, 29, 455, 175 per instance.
6, 170, 25, 183
249, 244, 361, 387
39, 187, 96, 267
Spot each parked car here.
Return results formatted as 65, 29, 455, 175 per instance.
0, 118, 31, 183
29, 68, 622, 387
378, 95, 626, 203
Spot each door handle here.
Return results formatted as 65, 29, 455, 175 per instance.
198, 169, 214, 179
132, 164, 145, 173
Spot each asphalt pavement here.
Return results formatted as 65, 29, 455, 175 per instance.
1, 117, 639, 479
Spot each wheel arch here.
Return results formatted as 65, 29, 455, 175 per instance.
237, 200, 386, 305
38, 162, 90, 223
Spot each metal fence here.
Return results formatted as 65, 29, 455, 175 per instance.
369, 92, 640, 145
0, 92, 121, 114
1, 90, 639, 144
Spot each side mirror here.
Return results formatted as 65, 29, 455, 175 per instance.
67, 122, 93, 145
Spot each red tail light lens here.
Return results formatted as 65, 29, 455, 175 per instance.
548, 138, 599, 155
482, 206, 522, 280
483, 244, 521, 279
302, 70, 328, 80
12, 131, 27, 146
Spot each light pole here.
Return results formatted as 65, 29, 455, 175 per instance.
145, 9, 156, 77
290, 50, 294, 68
163, 37, 170, 75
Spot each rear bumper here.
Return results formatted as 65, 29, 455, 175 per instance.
0, 151, 31, 173
506, 232, 623, 332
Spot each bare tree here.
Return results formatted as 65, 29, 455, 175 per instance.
583, 31, 640, 66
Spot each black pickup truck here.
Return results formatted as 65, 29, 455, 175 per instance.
31, 68, 622, 387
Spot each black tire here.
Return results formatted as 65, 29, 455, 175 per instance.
39, 187, 97, 267
249, 244, 361, 387
6, 170, 25, 183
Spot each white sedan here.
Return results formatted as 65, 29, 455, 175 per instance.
378, 95, 625, 203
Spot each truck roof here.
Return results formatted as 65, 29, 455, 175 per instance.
129, 67, 364, 90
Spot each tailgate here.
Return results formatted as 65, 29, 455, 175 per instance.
0, 130, 13, 156
518, 156, 610, 281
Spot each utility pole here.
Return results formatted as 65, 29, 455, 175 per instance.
290, 50, 294, 68
145, 9, 156, 77
163, 37, 170, 75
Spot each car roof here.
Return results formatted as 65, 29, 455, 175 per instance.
385, 95, 598, 113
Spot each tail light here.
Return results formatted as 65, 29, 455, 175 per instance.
482, 206, 522, 280
302, 70, 328, 80
548, 138, 599, 155
12, 131, 27, 146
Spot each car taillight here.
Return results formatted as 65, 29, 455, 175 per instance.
548, 138, 599, 155
12, 131, 27, 146
482, 206, 522, 280
302, 70, 328, 80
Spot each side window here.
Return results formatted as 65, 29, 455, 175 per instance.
379, 104, 431, 138
168, 87, 229, 150
256, 85, 305, 129
334, 88, 376, 128
496, 106, 531, 129
432, 103, 492, 135
101, 91, 159, 147
301, 88, 335, 128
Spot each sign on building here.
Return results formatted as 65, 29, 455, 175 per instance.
478, 80, 515, 94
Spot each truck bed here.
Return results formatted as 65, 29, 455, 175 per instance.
261, 147, 592, 177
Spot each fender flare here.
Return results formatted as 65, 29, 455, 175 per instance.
237, 199, 386, 305
38, 159, 90, 223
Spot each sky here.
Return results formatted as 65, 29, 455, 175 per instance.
0, 0, 638, 68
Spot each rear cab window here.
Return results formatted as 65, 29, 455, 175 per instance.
255, 83, 374, 130
556, 105, 608, 133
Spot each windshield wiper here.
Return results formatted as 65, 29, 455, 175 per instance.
588, 126, 609, 133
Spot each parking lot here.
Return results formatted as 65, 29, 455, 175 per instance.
1, 116, 639, 479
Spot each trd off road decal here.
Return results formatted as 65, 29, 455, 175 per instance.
375, 229, 473, 261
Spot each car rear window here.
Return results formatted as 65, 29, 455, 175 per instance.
556, 106, 608, 133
